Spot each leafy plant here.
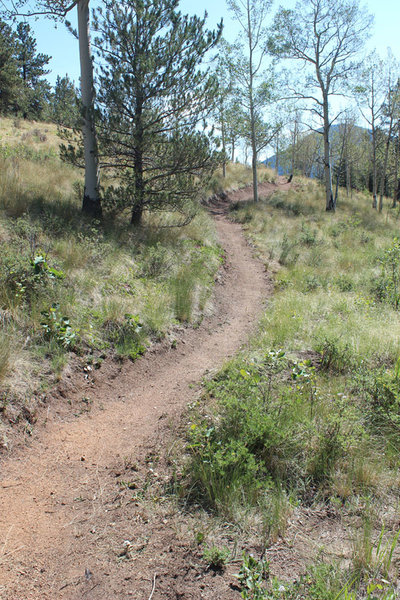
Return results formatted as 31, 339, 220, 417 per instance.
31, 254, 65, 280
41, 304, 77, 349
237, 553, 269, 599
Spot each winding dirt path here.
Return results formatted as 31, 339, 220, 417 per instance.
0, 189, 278, 600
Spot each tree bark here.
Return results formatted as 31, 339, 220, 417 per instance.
323, 94, 334, 211
249, 94, 258, 202
77, 0, 101, 218
371, 122, 378, 209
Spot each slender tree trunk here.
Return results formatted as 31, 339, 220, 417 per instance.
231, 138, 235, 162
132, 73, 145, 225
247, 1, 258, 203
323, 94, 334, 211
371, 127, 378, 209
131, 140, 144, 225
78, 0, 101, 218
392, 120, 400, 208
335, 121, 347, 205
275, 133, 279, 175
291, 120, 298, 177
379, 113, 394, 213
220, 98, 226, 178
346, 161, 351, 197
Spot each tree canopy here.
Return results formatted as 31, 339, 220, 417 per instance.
93, 0, 222, 224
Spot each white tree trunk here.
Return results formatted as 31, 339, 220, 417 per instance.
323, 94, 334, 211
77, 0, 101, 216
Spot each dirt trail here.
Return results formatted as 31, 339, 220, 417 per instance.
0, 186, 281, 600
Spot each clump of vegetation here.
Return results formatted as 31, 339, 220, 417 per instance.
182, 351, 361, 518
202, 545, 230, 571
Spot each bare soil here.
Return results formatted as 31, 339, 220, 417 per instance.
0, 184, 286, 600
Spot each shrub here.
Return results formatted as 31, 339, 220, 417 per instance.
278, 234, 299, 266
102, 313, 145, 360
41, 303, 77, 349
316, 335, 356, 374
202, 545, 230, 570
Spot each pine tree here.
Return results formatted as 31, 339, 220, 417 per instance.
0, 20, 21, 114
15, 22, 51, 119
52, 74, 79, 127
94, 0, 222, 225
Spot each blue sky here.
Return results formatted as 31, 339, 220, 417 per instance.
25, 0, 400, 87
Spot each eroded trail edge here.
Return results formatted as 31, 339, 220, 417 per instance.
0, 207, 271, 599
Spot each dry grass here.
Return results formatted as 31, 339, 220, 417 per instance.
0, 118, 61, 152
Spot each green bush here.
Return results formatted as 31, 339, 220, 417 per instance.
316, 335, 357, 373
41, 303, 77, 349
182, 353, 356, 514
102, 313, 145, 360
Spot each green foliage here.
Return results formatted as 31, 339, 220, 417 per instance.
202, 545, 230, 570
182, 351, 360, 515
93, 0, 222, 224
51, 75, 79, 128
41, 303, 77, 349
14, 22, 51, 120
103, 313, 145, 361
278, 234, 299, 266
316, 335, 356, 374
237, 553, 269, 600
0, 249, 64, 308
0, 20, 21, 113
299, 222, 318, 246
375, 238, 400, 309
353, 365, 400, 431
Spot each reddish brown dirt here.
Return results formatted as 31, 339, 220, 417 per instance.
0, 186, 286, 600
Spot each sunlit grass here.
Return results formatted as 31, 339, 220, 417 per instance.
0, 119, 222, 424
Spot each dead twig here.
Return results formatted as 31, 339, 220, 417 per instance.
148, 573, 157, 600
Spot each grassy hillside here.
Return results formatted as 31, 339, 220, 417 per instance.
172, 179, 400, 599
0, 118, 223, 446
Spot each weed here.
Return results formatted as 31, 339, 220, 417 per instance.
103, 313, 145, 360
316, 335, 356, 373
352, 520, 400, 582
237, 553, 269, 599
299, 222, 318, 246
278, 234, 299, 266
41, 304, 77, 349
202, 545, 230, 570
172, 264, 195, 322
